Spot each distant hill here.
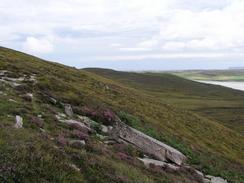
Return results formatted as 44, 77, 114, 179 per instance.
0, 47, 243, 182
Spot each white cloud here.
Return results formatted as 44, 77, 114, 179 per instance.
1, 0, 244, 63
22, 37, 54, 54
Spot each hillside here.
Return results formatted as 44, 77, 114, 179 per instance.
85, 68, 244, 134
0, 47, 244, 183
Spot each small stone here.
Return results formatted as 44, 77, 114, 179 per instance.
69, 140, 86, 148
22, 93, 33, 102
64, 104, 73, 117
14, 115, 23, 128
210, 177, 228, 183
195, 170, 204, 179
9, 99, 17, 103
69, 164, 80, 172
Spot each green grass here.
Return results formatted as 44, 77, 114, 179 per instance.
171, 70, 244, 81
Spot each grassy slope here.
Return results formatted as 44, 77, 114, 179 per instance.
0, 47, 243, 182
85, 68, 244, 134
171, 70, 244, 81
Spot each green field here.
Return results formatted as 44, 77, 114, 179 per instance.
0, 47, 244, 182
171, 70, 244, 81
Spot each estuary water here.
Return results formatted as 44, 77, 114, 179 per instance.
196, 80, 244, 92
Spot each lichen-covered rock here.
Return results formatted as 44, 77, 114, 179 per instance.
14, 115, 23, 128
115, 122, 186, 165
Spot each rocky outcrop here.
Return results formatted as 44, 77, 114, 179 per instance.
14, 115, 23, 128
114, 122, 186, 165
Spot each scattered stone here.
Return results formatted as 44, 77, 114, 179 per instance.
206, 175, 215, 180
14, 115, 23, 128
69, 164, 80, 172
22, 93, 33, 102
55, 113, 67, 120
195, 170, 204, 179
210, 177, 228, 183
96, 134, 108, 140
40, 128, 46, 133
138, 158, 180, 171
78, 115, 98, 127
101, 125, 109, 133
115, 122, 186, 165
8, 99, 17, 103
64, 104, 73, 117
63, 119, 91, 132
203, 179, 211, 183
69, 140, 86, 148
49, 97, 57, 104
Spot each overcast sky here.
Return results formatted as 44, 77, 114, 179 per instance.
1, 0, 244, 70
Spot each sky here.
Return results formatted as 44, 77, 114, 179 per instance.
1, 0, 244, 70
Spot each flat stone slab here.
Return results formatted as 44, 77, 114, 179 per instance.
115, 123, 186, 165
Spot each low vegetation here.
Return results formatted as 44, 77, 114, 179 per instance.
0, 47, 243, 182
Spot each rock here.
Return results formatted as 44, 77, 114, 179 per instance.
49, 97, 57, 104
30, 116, 44, 128
138, 158, 180, 171
63, 119, 91, 132
14, 115, 23, 128
9, 99, 17, 103
22, 93, 33, 102
96, 134, 108, 140
69, 140, 86, 148
115, 122, 186, 165
195, 170, 204, 179
210, 177, 228, 183
203, 179, 211, 183
64, 104, 73, 117
206, 175, 215, 180
101, 125, 108, 133
78, 115, 98, 127
69, 164, 80, 172
101, 125, 113, 134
